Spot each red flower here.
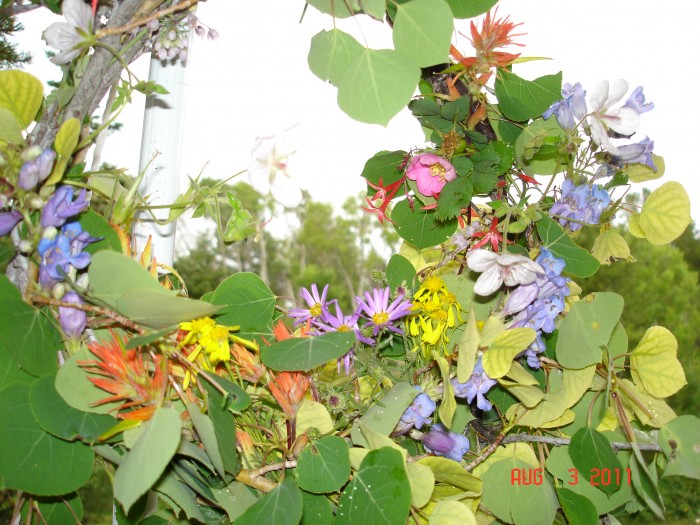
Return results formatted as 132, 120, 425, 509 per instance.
361, 176, 405, 224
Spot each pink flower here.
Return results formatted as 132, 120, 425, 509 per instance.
405, 153, 456, 197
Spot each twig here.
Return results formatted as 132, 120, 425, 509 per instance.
96, 0, 200, 39
30, 295, 146, 334
500, 433, 662, 453
1, 1, 41, 16
235, 460, 297, 493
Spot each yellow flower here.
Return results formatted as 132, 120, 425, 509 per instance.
409, 276, 464, 357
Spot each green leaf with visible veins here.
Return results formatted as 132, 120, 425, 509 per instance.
435, 176, 473, 221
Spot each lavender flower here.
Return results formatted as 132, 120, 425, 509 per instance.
356, 287, 413, 336
549, 179, 610, 231
393, 387, 436, 436
37, 222, 95, 289
422, 424, 470, 462
0, 211, 23, 236
616, 137, 656, 170
59, 291, 87, 338
18, 150, 56, 191
288, 284, 332, 326
543, 82, 587, 131
41, 186, 90, 228
452, 357, 497, 411
624, 86, 654, 115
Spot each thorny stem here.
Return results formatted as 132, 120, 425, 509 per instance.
96, 0, 200, 39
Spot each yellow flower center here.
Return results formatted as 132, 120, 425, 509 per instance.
424, 276, 445, 293
429, 163, 446, 180
337, 324, 352, 332
372, 312, 389, 325
310, 303, 322, 317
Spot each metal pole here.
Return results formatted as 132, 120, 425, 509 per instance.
133, 55, 189, 268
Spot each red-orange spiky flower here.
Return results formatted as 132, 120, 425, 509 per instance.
268, 371, 310, 420
80, 331, 167, 421
452, 8, 525, 84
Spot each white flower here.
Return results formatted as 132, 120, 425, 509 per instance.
248, 134, 303, 208
43, 0, 94, 65
587, 79, 640, 155
467, 250, 544, 296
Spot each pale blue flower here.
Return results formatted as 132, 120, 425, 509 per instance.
423, 424, 470, 462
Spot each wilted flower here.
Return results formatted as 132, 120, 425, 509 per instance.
543, 82, 587, 131
289, 284, 332, 326
467, 250, 544, 296
405, 153, 457, 197
248, 133, 303, 208
58, 290, 87, 339
18, 150, 56, 191
422, 423, 471, 462
549, 179, 610, 231
41, 186, 90, 228
587, 79, 640, 155
393, 387, 436, 436
0, 210, 23, 236
356, 287, 413, 336
452, 357, 496, 411
43, 0, 94, 65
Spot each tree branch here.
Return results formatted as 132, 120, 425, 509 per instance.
501, 433, 662, 453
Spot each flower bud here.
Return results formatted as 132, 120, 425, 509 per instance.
59, 291, 87, 339
18, 239, 33, 254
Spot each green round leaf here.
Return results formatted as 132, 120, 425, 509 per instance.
569, 427, 623, 496
0, 383, 94, 495
236, 477, 303, 525
393, 0, 453, 67
261, 331, 355, 371
308, 29, 364, 86
361, 150, 407, 190
392, 198, 457, 249
297, 435, 351, 493
556, 487, 598, 525
306, 0, 359, 18
536, 215, 600, 278
211, 272, 276, 331
660, 415, 700, 480
386, 254, 416, 291
0, 70, 43, 128
495, 71, 562, 122
350, 382, 419, 447
445, 0, 497, 18
337, 48, 420, 126
638, 181, 691, 245
336, 447, 411, 525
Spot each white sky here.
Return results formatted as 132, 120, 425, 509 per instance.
13, 0, 700, 230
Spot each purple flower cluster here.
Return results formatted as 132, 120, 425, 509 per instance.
41, 186, 90, 228
38, 221, 98, 290
18, 149, 56, 191
451, 357, 497, 411
0, 210, 23, 236
543, 82, 587, 131
289, 284, 413, 374
422, 423, 471, 462
549, 179, 610, 232
393, 386, 436, 436
507, 248, 570, 368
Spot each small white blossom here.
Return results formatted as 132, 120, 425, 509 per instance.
467, 250, 544, 296
587, 79, 640, 155
248, 133, 303, 208
43, 0, 94, 65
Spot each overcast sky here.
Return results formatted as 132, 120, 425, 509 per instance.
14, 1, 700, 230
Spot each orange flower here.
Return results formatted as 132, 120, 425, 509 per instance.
230, 343, 266, 383
80, 331, 167, 421
452, 9, 524, 84
268, 371, 310, 420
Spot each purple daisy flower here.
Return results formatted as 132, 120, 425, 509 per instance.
356, 287, 413, 336
288, 284, 332, 326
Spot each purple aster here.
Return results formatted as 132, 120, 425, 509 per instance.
616, 137, 655, 170
0, 210, 23, 236
624, 86, 653, 115
452, 357, 497, 411
41, 186, 90, 228
422, 423, 470, 462
288, 284, 332, 326
550, 179, 610, 231
356, 287, 413, 336
313, 302, 373, 374
59, 290, 87, 338
18, 149, 56, 191
543, 82, 587, 131
393, 387, 436, 436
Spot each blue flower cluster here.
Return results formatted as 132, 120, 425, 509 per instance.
451, 357, 497, 411
508, 248, 570, 368
549, 179, 610, 232
422, 424, 471, 463
542, 82, 587, 131
393, 386, 436, 436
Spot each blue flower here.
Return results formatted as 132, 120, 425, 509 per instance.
543, 82, 587, 131
452, 357, 497, 411
18, 149, 56, 191
41, 186, 90, 228
616, 137, 655, 170
550, 179, 610, 231
624, 86, 654, 115
393, 387, 436, 436
59, 290, 87, 338
38, 222, 96, 289
422, 423, 470, 462
0, 210, 23, 236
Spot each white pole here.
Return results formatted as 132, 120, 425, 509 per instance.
133, 55, 189, 268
